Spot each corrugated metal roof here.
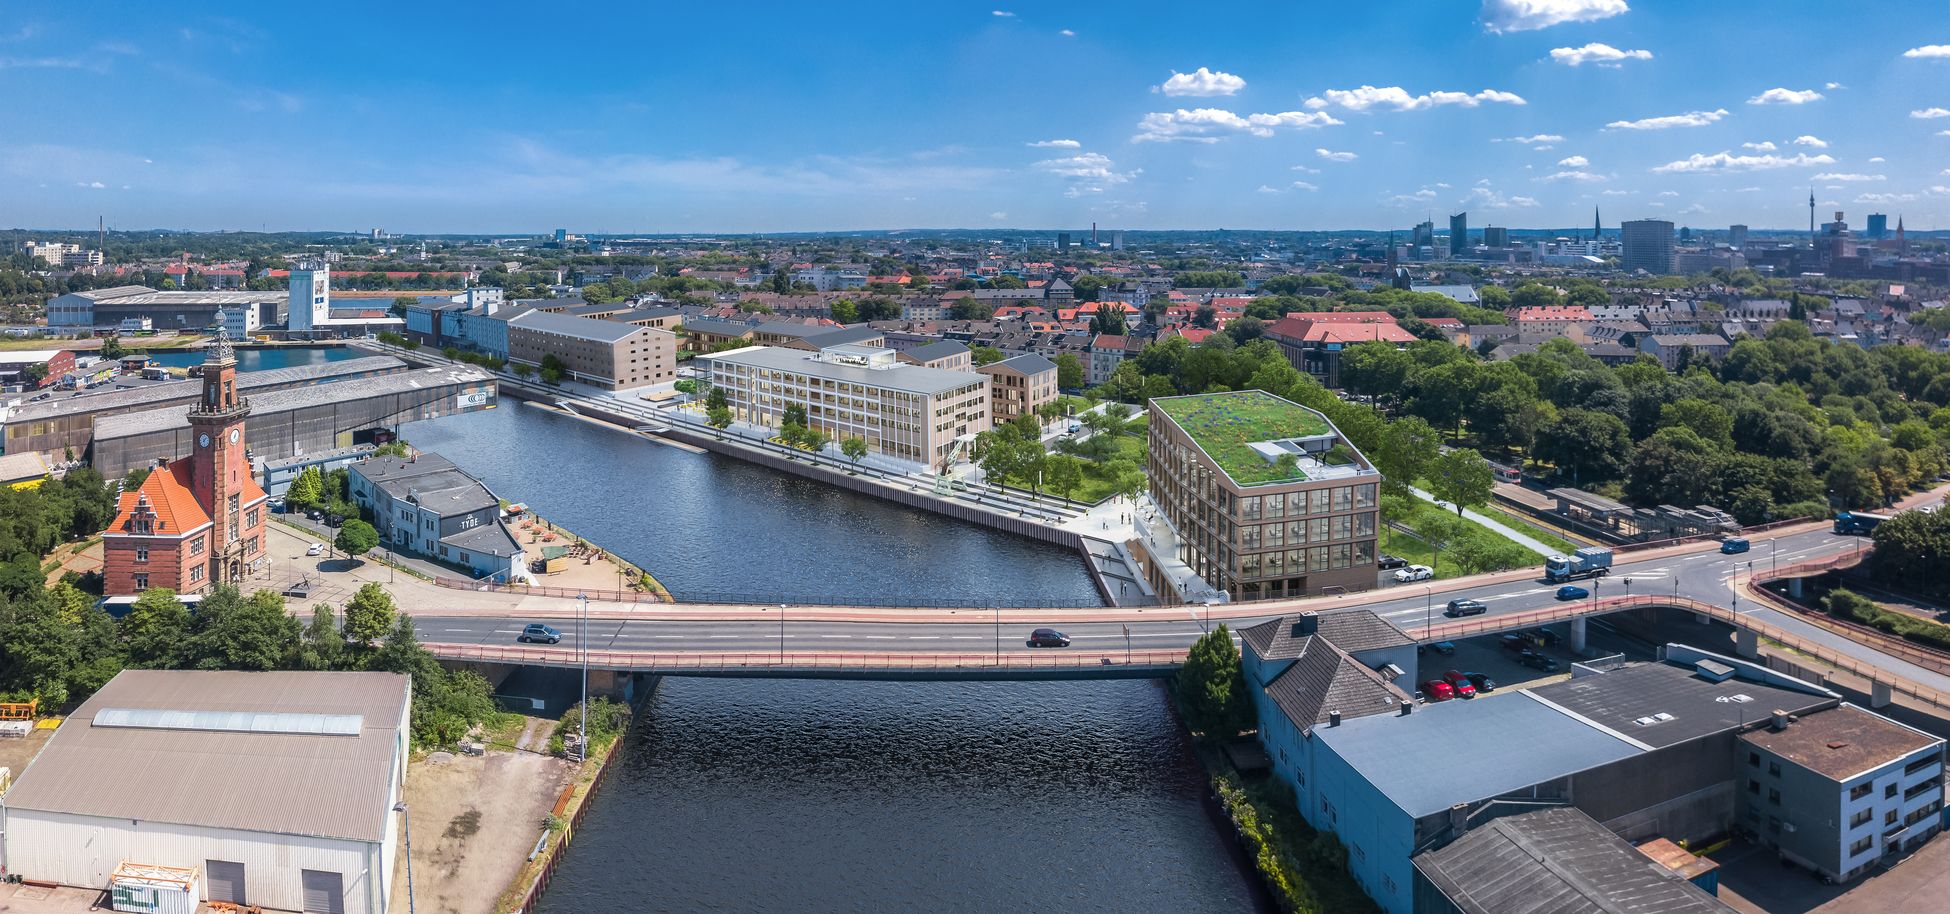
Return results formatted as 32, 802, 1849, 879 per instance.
4, 670, 409, 843
1412, 807, 1734, 914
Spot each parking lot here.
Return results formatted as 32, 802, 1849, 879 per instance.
1411, 616, 1663, 700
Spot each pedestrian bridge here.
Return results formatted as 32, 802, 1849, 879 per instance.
426, 642, 1187, 681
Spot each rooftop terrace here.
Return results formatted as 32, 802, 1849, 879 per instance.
1152, 390, 1360, 487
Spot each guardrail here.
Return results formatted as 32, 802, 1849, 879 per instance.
425, 641, 1188, 674
431, 576, 671, 604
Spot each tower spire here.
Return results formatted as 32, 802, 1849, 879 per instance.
1592, 206, 1601, 243
1810, 189, 1817, 248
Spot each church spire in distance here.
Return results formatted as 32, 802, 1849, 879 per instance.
1592, 206, 1600, 242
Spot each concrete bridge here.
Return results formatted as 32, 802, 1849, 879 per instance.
434, 643, 1187, 682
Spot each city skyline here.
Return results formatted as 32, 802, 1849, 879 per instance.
3, 1, 1949, 232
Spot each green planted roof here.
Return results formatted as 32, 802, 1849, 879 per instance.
1154, 390, 1334, 486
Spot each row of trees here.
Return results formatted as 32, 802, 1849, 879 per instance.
0, 577, 495, 748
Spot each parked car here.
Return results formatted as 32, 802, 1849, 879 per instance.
1394, 564, 1434, 583
1555, 585, 1590, 600
1026, 628, 1072, 648
1444, 598, 1487, 617
1442, 670, 1477, 698
1430, 640, 1457, 656
1499, 633, 1528, 653
1422, 680, 1456, 702
517, 623, 561, 644
1518, 651, 1561, 673
305, 542, 325, 556
1720, 537, 1751, 555
1527, 627, 1562, 648
1377, 554, 1409, 570
1465, 672, 1497, 693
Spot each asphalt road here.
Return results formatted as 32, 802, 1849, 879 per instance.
422, 525, 1858, 657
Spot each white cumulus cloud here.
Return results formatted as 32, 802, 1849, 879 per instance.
1913, 107, 1950, 119
1026, 139, 1080, 148
1316, 148, 1358, 162
991, 10, 1014, 16
1291, 164, 1321, 174
1131, 108, 1340, 143
1549, 42, 1652, 66
1607, 108, 1730, 129
990, 211, 1008, 219
1291, 181, 1319, 191
1793, 135, 1828, 148
1059, 28, 1075, 37
1304, 85, 1526, 112
1557, 155, 1589, 166
1748, 88, 1823, 105
1741, 141, 1777, 151
1158, 67, 1246, 97
1812, 173, 1885, 182
1482, 0, 1629, 33
1903, 45, 1950, 58
1543, 170, 1606, 182
1495, 134, 1565, 145
1034, 152, 1139, 196
1652, 151, 1836, 173
1856, 192, 1919, 203
1256, 185, 1281, 194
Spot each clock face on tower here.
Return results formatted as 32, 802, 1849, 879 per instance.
230, 429, 240, 444
198, 433, 211, 448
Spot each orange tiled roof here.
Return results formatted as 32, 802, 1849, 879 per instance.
111, 460, 211, 535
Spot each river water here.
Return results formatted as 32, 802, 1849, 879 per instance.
403, 394, 1266, 913
145, 345, 361, 371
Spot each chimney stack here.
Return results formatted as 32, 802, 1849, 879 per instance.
1771, 710, 1790, 731
1297, 611, 1320, 636
1399, 700, 1414, 716
1328, 710, 1342, 727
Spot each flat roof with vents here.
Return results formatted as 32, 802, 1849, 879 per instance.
1740, 703, 1944, 781
1531, 656, 1833, 749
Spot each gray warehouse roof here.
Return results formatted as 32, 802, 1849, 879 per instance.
93, 364, 494, 440
1529, 658, 1833, 750
1314, 692, 1642, 817
1412, 807, 1734, 914
3, 670, 409, 843
4, 354, 406, 425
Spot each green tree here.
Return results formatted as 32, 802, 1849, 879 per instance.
1174, 625, 1253, 742
367, 615, 499, 748
707, 403, 732, 433
186, 587, 301, 671
1371, 416, 1440, 498
829, 298, 859, 323
122, 587, 191, 668
342, 582, 397, 647
841, 436, 869, 470
334, 519, 380, 564
1428, 447, 1495, 517
298, 604, 347, 671
1533, 409, 1632, 484
1870, 509, 1950, 600
285, 466, 323, 510
971, 346, 1006, 367
100, 335, 127, 360
1044, 453, 1085, 501
1054, 353, 1085, 390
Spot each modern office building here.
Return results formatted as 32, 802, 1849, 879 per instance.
1736, 704, 1943, 882
0, 669, 410, 914
1621, 219, 1676, 274
100, 336, 270, 596
348, 452, 524, 582
1865, 213, 1888, 239
1411, 221, 1434, 252
1481, 226, 1508, 248
506, 310, 676, 390
1448, 212, 1467, 257
976, 353, 1058, 425
1729, 224, 1749, 250
704, 343, 991, 468
1146, 390, 1381, 600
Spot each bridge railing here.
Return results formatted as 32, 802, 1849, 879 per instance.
426, 642, 1189, 673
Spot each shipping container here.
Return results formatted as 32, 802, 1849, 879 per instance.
110, 861, 201, 914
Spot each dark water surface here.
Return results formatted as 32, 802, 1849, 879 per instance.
535, 677, 1266, 914
406, 398, 1264, 913
146, 344, 360, 372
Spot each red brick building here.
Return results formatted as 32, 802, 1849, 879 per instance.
101, 337, 269, 596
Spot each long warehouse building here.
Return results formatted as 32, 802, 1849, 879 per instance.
89, 363, 498, 478
2, 354, 409, 457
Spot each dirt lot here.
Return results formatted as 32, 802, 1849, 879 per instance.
389, 737, 574, 914
0, 726, 54, 782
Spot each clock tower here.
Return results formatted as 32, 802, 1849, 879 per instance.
189, 323, 253, 584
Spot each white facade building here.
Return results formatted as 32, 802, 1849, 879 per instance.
0, 670, 410, 914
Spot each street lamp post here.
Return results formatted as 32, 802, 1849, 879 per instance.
994, 604, 1000, 664
1424, 585, 1433, 635
1769, 538, 1779, 578
393, 802, 416, 914
779, 603, 787, 663
577, 593, 588, 762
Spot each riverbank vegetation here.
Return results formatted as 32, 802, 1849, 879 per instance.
1821, 588, 1950, 653
1868, 508, 1950, 602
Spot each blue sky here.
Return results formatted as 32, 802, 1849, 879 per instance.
3, 1, 1949, 233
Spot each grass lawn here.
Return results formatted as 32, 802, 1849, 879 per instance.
1385, 500, 1542, 578
1152, 390, 1331, 486
1480, 503, 1580, 554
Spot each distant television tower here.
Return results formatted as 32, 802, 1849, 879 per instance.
1809, 189, 1817, 248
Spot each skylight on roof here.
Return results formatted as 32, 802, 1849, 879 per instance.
94, 708, 362, 736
